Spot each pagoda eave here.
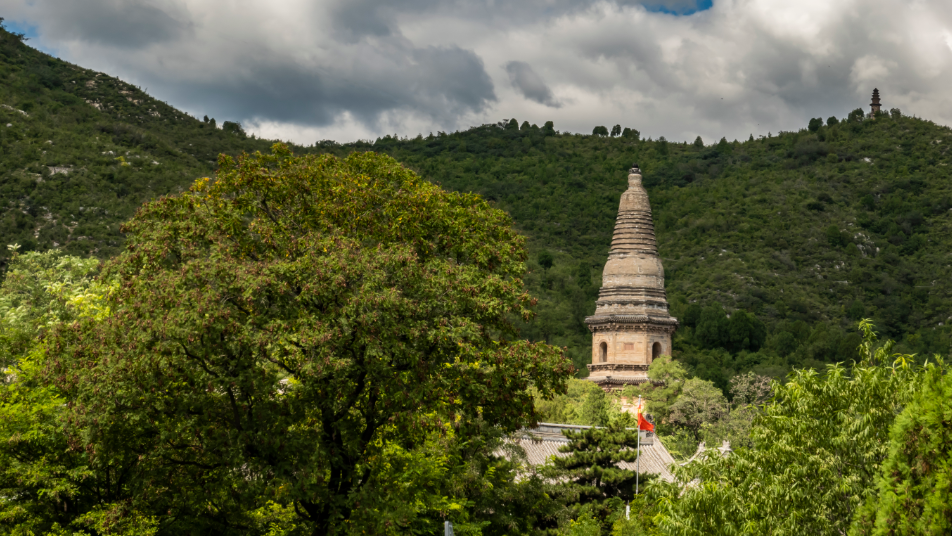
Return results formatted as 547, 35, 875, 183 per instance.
585, 314, 679, 333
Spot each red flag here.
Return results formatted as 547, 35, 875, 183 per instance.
638, 412, 654, 432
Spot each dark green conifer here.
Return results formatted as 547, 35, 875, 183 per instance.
550, 414, 654, 529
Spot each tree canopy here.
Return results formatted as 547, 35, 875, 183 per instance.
0, 247, 101, 367
655, 321, 948, 536
46, 147, 571, 534
851, 356, 952, 535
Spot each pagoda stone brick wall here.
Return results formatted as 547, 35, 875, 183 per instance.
585, 166, 678, 390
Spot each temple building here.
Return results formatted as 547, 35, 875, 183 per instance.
585, 165, 678, 390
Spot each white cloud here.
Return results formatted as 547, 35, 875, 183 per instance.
850, 55, 895, 86
5, 0, 952, 144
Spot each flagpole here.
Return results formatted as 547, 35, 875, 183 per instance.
636, 395, 641, 495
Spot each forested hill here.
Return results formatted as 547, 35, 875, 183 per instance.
320, 114, 952, 387
0, 23, 281, 264
3, 23, 952, 388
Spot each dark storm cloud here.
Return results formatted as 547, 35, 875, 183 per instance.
5, 0, 710, 134
328, 0, 441, 41
32, 0, 190, 49
148, 43, 496, 129
7, 0, 498, 130
410, 46, 497, 117
330, 0, 400, 41
505, 61, 561, 108
325, 0, 712, 28
8, 0, 952, 143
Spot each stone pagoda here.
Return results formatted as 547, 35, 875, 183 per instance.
870, 88, 882, 116
584, 165, 678, 390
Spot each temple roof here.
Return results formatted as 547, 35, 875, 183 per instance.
505, 423, 677, 482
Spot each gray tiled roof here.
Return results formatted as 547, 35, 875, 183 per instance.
505, 423, 677, 482
680, 440, 732, 465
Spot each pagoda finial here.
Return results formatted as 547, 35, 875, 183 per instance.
870, 88, 882, 116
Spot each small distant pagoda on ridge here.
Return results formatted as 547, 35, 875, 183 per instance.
584, 165, 678, 390
870, 88, 882, 116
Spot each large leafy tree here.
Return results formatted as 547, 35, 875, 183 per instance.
622, 356, 688, 427
666, 378, 727, 438
48, 146, 571, 534
655, 321, 947, 536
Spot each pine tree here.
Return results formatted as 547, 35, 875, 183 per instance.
716, 137, 731, 154
549, 414, 655, 529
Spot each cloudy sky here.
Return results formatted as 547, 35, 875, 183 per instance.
4, 0, 952, 144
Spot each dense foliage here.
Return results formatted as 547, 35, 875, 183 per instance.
0, 246, 101, 366
654, 321, 947, 536
534, 378, 616, 426
547, 415, 654, 533
0, 252, 570, 536
4, 149, 572, 535
0, 250, 119, 535
851, 357, 952, 535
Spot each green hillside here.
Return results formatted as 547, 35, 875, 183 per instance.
323, 115, 952, 387
0, 23, 279, 265
3, 22, 952, 388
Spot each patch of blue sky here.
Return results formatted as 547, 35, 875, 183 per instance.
644, 0, 713, 16
2, 19, 59, 57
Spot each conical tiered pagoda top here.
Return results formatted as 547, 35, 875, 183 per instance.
585, 165, 677, 390
608, 172, 658, 255
592, 166, 676, 322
